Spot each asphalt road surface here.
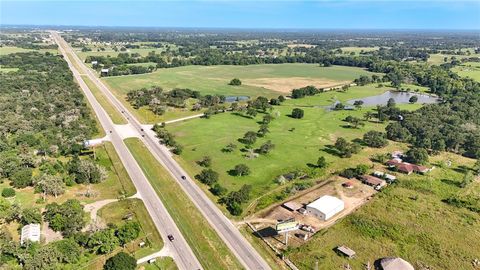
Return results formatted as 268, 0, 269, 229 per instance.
53, 32, 271, 270
51, 32, 202, 270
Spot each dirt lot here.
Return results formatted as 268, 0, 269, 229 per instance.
249, 177, 376, 248
243, 77, 347, 93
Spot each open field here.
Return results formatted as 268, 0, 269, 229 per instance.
166, 85, 422, 216
340, 46, 380, 54
0, 46, 57, 55
286, 153, 479, 270
124, 138, 243, 270
101, 64, 377, 123
81, 75, 127, 124
98, 198, 163, 259
428, 53, 480, 65
74, 47, 170, 61
103, 64, 376, 97
452, 61, 480, 82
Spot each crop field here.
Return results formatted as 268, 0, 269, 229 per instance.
287, 153, 479, 270
452, 61, 480, 82
166, 85, 422, 216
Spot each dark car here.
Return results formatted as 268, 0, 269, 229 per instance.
181, 175, 186, 180
168, 234, 174, 241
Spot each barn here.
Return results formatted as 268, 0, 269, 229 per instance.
306, 195, 344, 221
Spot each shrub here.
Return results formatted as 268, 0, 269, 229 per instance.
229, 78, 242, 86
291, 108, 304, 119
1, 188, 15, 198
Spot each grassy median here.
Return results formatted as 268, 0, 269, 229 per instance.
81, 75, 127, 124
124, 138, 243, 270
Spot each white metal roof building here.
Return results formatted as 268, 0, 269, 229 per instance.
306, 195, 344, 221
21, 224, 41, 245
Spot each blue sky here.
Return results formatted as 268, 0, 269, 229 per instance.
1, 1, 479, 29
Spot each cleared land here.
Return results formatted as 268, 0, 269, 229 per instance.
0, 46, 57, 56
428, 52, 480, 65
103, 64, 375, 97
101, 64, 376, 123
75, 46, 171, 61
287, 153, 479, 270
166, 85, 422, 216
124, 138, 243, 270
98, 198, 163, 259
452, 61, 480, 82
340, 46, 380, 54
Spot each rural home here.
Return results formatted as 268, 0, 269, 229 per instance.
20, 224, 41, 245
360, 175, 387, 190
306, 195, 344, 221
386, 160, 430, 175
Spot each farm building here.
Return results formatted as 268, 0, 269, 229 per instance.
21, 224, 41, 245
360, 175, 387, 190
282, 201, 303, 212
380, 257, 414, 270
306, 195, 344, 221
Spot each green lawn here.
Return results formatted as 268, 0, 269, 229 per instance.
287, 153, 479, 270
166, 85, 422, 216
140, 257, 178, 270
98, 198, 163, 259
451, 62, 480, 82
124, 138, 243, 270
81, 75, 127, 124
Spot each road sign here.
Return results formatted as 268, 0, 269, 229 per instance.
276, 218, 298, 233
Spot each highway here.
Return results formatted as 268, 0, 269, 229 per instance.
53, 32, 272, 270
51, 32, 202, 270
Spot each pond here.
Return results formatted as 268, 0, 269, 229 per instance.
224, 96, 249, 102
346, 91, 440, 106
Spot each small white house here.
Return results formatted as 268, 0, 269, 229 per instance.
306, 195, 344, 221
91, 61, 98, 65
21, 224, 41, 245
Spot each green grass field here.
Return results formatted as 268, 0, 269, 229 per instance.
452, 62, 480, 82
101, 64, 377, 123
140, 257, 178, 270
103, 64, 376, 97
0, 46, 57, 56
81, 75, 127, 124
340, 46, 380, 54
287, 153, 479, 270
166, 85, 422, 216
124, 138, 243, 270
98, 198, 163, 259
75, 47, 169, 61
428, 53, 480, 65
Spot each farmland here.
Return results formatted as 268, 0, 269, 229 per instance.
166, 84, 423, 216
452, 61, 480, 82
286, 153, 479, 270
101, 64, 377, 123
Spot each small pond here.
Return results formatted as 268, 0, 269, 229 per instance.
225, 96, 250, 102
346, 91, 440, 106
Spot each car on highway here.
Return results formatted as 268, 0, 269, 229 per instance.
168, 234, 175, 241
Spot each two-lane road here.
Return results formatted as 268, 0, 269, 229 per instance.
55, 32, 271, 270
52, 32, 202, 270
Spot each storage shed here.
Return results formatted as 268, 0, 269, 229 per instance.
306, 195, 344, 221
380, 257, 414, 270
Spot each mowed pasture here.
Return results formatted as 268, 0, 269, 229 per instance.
103, 64, 375, 97
0, 46, 58, 55
74, 45, 172, 61
452, 61, 480, 82
166, 85, 422, 216
287, 153, 479, 270
101, 64, 376, 123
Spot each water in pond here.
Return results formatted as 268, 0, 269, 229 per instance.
225, 96, 249, 102
346, 91, 439, 106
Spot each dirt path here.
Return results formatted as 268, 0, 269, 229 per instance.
84, 199, 118, 220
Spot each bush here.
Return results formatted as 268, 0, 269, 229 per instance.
1, 188, 15, 198
103, 252, 136, 270
229, 78, 242, 86
291, 108, 304, 119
